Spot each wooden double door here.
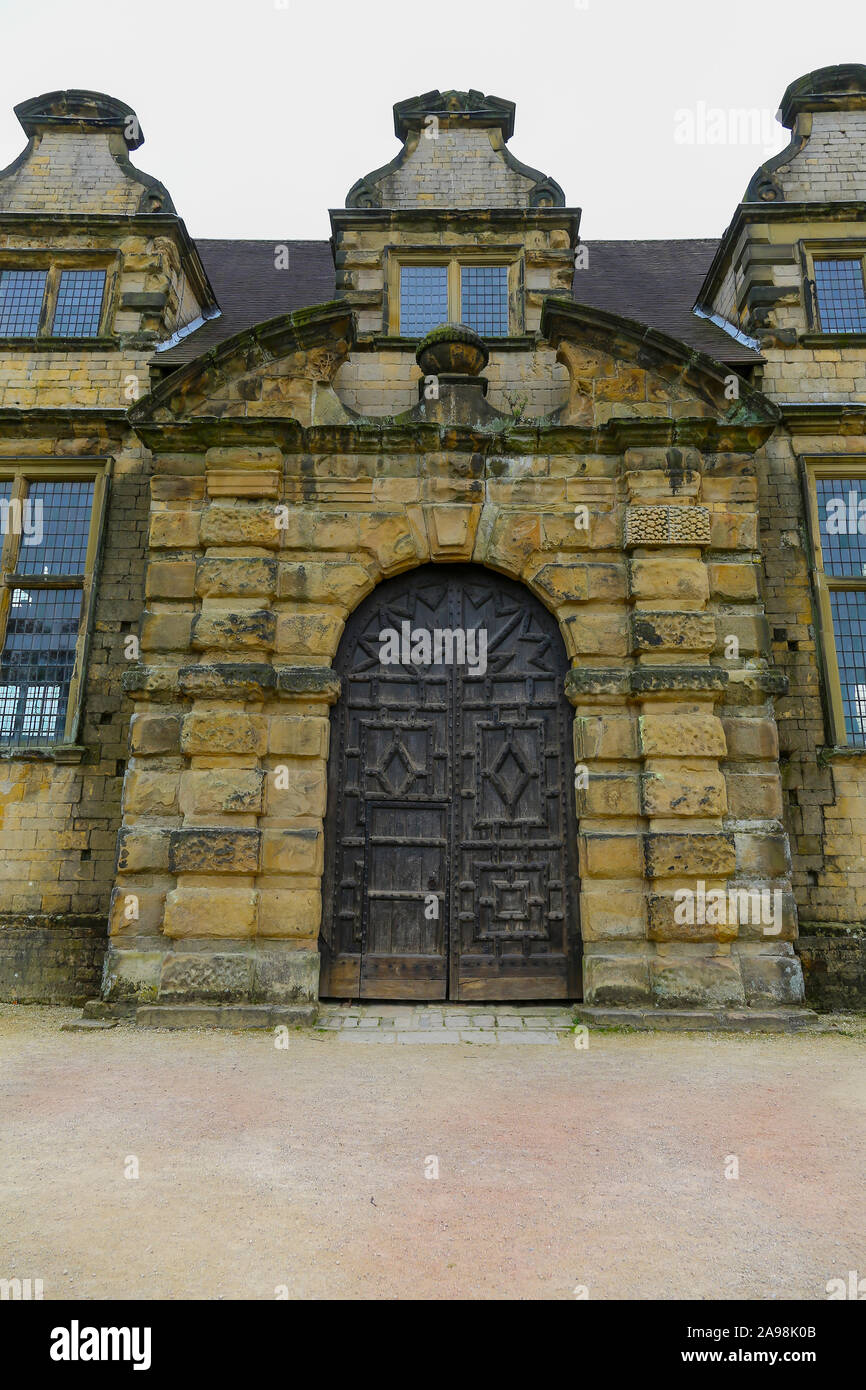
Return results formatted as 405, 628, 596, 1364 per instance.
320, 566, 579, 1000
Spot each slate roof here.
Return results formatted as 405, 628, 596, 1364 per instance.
156, 235, 759, 370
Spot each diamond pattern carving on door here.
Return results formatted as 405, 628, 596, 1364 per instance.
321, 565, 579, 1000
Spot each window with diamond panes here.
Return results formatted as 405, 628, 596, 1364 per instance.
400, 266, 449, 337
814, 258, 866, 333
52, 269, 106, 337
461, 265, 509, 336
0, 269, 47, 336
0, 473, 101, 747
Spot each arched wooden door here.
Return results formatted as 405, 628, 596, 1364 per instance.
320, 565, 580, 1000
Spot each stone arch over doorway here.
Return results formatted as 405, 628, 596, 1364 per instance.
320, 563, 580, 1001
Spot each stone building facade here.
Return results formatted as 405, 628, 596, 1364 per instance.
1, 70, 865, 1019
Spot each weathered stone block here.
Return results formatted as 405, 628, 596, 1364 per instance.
181, 713, 267, 757
574, 713, 640, 761
163, 887, 259, 938
629, 558, 709, 604
103, 946, 162, 1003
191, 609, 277, 651
648, 894, 738, 942
563, 610, 629, 657
158, 951, 254, 1002
577, 773, 641, 818
129, 713, 181, 756
736, 948, 805, 1006
726, 771, 783, 820
709, 509, 758, 550
146, 560, 196, 599
205, 445, 283, 471
583, 954, 652, 1006
268, 716, 329, 758
116, 827, 170, 874
180, 769, 265, 816
730, 887, 797, 941
278, 561, 374, 608
734, 832, 790, 877
265, 764, 327, 819
251, 946, 320, 1004
109, 886, 166, 936
631, 612, 716, 653
580, 890, 646, 940
579, 833, 644, 879
714, 614, 769, 659
123, 770, 179, 816
140, 612, 193, 652
532, 564, 588, 604
261, 828, 324, 876
196, 557, 278, 598
645, 832, 736, 879
169, 829, 261, 874
640, 713, 726, 758
199, 501, 282, 548
709, 562, 759, 601
651, 955, 745, 1008
258, 889, 322, 938
150, 510, 201, 549
721, 717, 779, 761
274, 612, 344, 658
641, 765, 727, 817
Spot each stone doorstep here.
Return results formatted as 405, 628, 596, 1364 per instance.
76, 1000, 821, 1034
131, 1004, 317, 1030
574, 1007, 822, 1033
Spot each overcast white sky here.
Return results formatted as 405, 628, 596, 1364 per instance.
0, 0, 862, 242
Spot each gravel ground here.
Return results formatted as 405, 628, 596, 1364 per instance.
1, 1004, 864, 1301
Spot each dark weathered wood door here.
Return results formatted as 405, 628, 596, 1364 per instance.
321, 565, 579, 1000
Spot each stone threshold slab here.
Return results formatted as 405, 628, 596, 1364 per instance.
135, 1004, 318, 1030
73, 1002, 822, 1034
575, 1007, 821, 1033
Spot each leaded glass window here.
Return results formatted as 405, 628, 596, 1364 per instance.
0, 471, 103, 747
400, 266, 448, 337
814, 259, 866, 333
397, 260, 515, 337
0, 590, 83, 743
0, 269, 47, 336
461, 265, 509, 336
0, 266, 108, 338
827, 589, 866, 745
52, 270, 106, 337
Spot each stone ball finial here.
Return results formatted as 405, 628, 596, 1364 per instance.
415, 323, 489, 378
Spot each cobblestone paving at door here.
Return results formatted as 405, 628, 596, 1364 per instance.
316, 1003, 576, 1043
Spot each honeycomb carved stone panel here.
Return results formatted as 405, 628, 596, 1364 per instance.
625, 505, 711, 548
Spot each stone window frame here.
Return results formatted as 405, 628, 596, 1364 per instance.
0, 250, 119, 343
801, 240, 866, 340
0, 460, 111, 754
804, 456, 866, 748
384, 246, 524, 337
